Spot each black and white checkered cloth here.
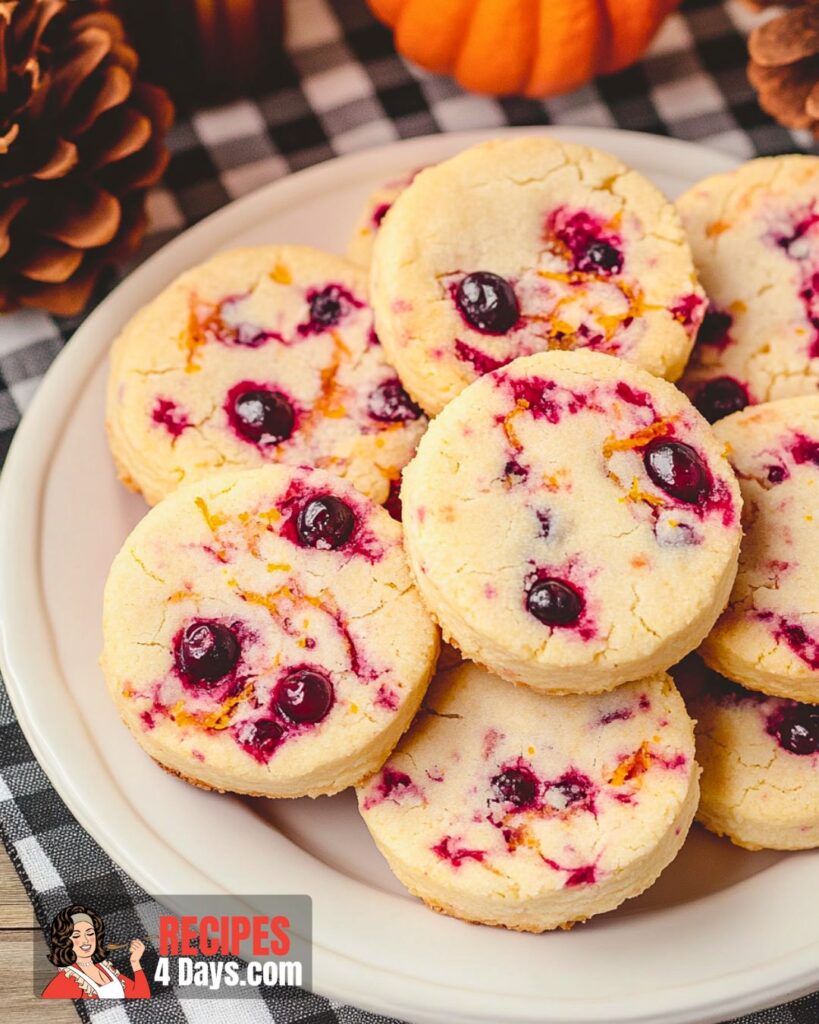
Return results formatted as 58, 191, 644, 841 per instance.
1, 1, 818, 1021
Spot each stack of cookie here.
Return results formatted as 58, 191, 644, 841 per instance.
101, 137, 819, 934
670, 157, 819, 853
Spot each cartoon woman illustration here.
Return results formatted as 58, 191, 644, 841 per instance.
40, 904, 150, 999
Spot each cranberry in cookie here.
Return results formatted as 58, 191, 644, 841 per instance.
106, 246, 426, 506
678, 156, 819, 417
400, 351, 742, 693
358, 662, 699, 932
700, 396, 819, 702
101, 465, 439, 799
371, 136, 704, 415
676, 656, 819, 850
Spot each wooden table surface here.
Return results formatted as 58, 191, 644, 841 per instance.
0, 847, 77, 1022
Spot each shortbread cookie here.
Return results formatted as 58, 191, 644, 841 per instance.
676, 656, 819, 850
106, 246, 426, 506
371, 136, 705, 415
101, 465, 439, 799
401, 350, 742, 693
358, 662, 699, 932
677, 156, 819, 420
700, 397, 819, 702
347, 170, 416, 268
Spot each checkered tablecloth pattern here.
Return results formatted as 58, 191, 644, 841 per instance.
1, 1, 818, 1021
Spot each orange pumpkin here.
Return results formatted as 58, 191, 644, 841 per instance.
367, 0, 682, 98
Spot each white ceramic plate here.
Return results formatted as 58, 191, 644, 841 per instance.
1, 127, 817, 1024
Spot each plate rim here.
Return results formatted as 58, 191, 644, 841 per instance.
5, 126, 816, 1024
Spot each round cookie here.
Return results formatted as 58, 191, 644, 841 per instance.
675, 656, 819, 851
358, 662, 699, 932
347, 170, 416, 268
677, 156, 819, 421
106, 245, 427, 506
370, 135, 705, 416
401, 350, 742, 694
101, 464, 439, 799
699, 396, 819, 702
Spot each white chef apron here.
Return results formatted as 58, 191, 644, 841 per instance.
65, 962, 126, 998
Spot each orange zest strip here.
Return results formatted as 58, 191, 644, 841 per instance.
609, 741, 652, 786
258, 507, 282, 523
234, 587, 286, 617
270, 263, 292, 284
230, 581, 324, 620
602, 417, 676, 458
535, 272, 648, 346
537, 268, 577, 285
227, 575, 359, 674
331, 328, 352, 357
514, 826, 542, 852
194, 496, 227, 532
180, 295, 220, 373
235, 508, 283, 559
706, 220, 730, 238
620, 477, 665, 508
542, 473, 560, 492
194, 496, 230, 562
171, 682, 254, 732
501, 399, 529, 451
550, 317, 576, 336
309, 331, 351, 421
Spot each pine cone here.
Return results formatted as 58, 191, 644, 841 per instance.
0, 0, 174, 316
747, 2, 819, 137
